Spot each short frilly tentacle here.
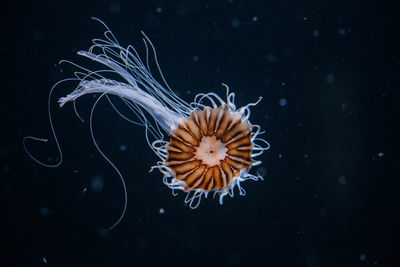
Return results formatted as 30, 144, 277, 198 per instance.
184, 190, 205, 209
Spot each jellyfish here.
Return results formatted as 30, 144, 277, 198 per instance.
24, 18, 270, 229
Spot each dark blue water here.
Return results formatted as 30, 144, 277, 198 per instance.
2, 1, 399, 266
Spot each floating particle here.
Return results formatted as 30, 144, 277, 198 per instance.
193, 55, 199, 62
90, 175, 104, 193
43, 257, 47, 264
378, 152, 384, 157
159, 208, 165, 214
2, 165, 11, 173
40, 207, 50, 216
252, 16, 258, 22
338, 28, 346, 35
318, 208, 327, 218
338, 176, 347, 186
326, 73, 335, 83
0, 148, 8, 159
109, 2, 120, 14
231, 18, 240, 28
266, 53, 277, 63
82, 187, 87, 193
313, 29, 320, 37
360, 254, 367, 261
98, 228, 108, 237
119, 145, 127, 151
74, 169, 78, 174
156, 7, 162, 13
176, 4, 188, 15
279, 98, 287, 106
33, 29, 45, 42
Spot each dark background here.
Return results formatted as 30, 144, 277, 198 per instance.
2, 0, 400, 266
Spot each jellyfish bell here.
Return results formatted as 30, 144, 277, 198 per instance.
24, 18, 270, 229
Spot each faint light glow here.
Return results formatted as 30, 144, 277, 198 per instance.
90, 175, 104, 193
40, 207, 50, 216
378, 152, 384, 157
338, 176, 347, 186
266, 53, 277, 63
119, 144, 127, 151
83, 187, 87, 193
326, 73, 335, 83
318, 208, 327, 218
109, 2, 121, 14
193, 55, 199, 62
313, 29, 320, 37
360, 254, 367, 261
43, 257, 47, 264
252, 16, 258, 22
156, 7, 162, 13
2, 165, 11, 173
176, 4, 188, 15
33, 29, 45, 42
99, 228, 108, 237
159, 208, 165, 214
231, 18, 240, 28
74, 169, 78, 174
279, 98, 287, 106
338, 28, 346, 35
262, 77, 271, 86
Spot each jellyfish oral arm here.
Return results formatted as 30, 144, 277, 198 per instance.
58, 78, 183, 133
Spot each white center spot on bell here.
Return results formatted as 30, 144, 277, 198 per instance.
195, 136, 227, 166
